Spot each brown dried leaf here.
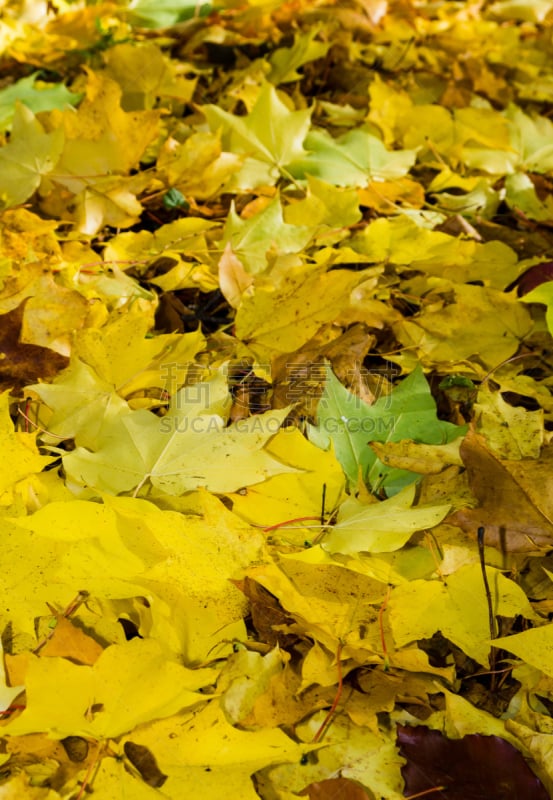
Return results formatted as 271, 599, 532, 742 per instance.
300, 777, 372, 800
124, 741, 167, 788
238, 577, 298, 648
0, 301, 68, 394
447, 429, 553, 553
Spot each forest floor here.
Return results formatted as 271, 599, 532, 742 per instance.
2, 0, 553, 798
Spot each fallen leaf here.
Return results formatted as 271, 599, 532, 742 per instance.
447, 429, 553, 552
0, 302, 68, 393
0, 103, 64, 207
203, 81, 312, 190
323, 484, 450, 555
62, 371, 296, 496
398, 725, 549, 800
289, 127, 417, 186
368, 439, 463, 475
39, 615, 104, 665
474, 385, 543, 459
264, 711, 404, 800
234, 264, 361, 358
218, 242, 254, 308
0, 640, 24, 714
3, 638, 217, 738
300, 777, 371, 800
268, 27, 330, 84
220, 196, 315, 274
0, 72, 81, 132
124, 741, 167, 788
0, 391, 55, 497
494, 622, 553, 679
311, 364, 464, 494
120, 699, 313, 800
389, 562, 536, 665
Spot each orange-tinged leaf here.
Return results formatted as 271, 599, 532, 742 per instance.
218, 242, 254, 308
300, 777, 371, 800
39, 616, 104, 665
358, 177, 425, 213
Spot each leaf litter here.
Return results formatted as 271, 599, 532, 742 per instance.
2, 0, 553, 797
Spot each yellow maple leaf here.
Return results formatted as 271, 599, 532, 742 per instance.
3, 638, 218, 739
120, 700, 312, 800
0, 392, 54, 498
0, 103, 64, 208
43, 70, 160, 233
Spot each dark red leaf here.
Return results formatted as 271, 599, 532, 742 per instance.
514, 261, 553, 296
397, 724, 549, 800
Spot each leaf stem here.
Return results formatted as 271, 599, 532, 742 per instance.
312, 642, 343, 742
262, 516, 323, 532
404, 787, 447, 799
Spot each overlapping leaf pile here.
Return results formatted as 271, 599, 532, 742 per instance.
3, 0, 553, 797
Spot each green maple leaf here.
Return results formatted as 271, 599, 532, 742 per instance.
203, 82, 312, 189
310, 364, 465, 494
289, 126, 417, 187
127, 0, 212, 28
0, 73, 82, 132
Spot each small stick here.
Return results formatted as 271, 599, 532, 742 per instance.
477, 526, 497, 689
477, 527, 496, 640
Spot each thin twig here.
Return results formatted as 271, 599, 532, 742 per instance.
478, 526, 497, 690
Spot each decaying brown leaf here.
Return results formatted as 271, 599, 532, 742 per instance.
0, 302, 68, 394
448, 429, 553, 553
